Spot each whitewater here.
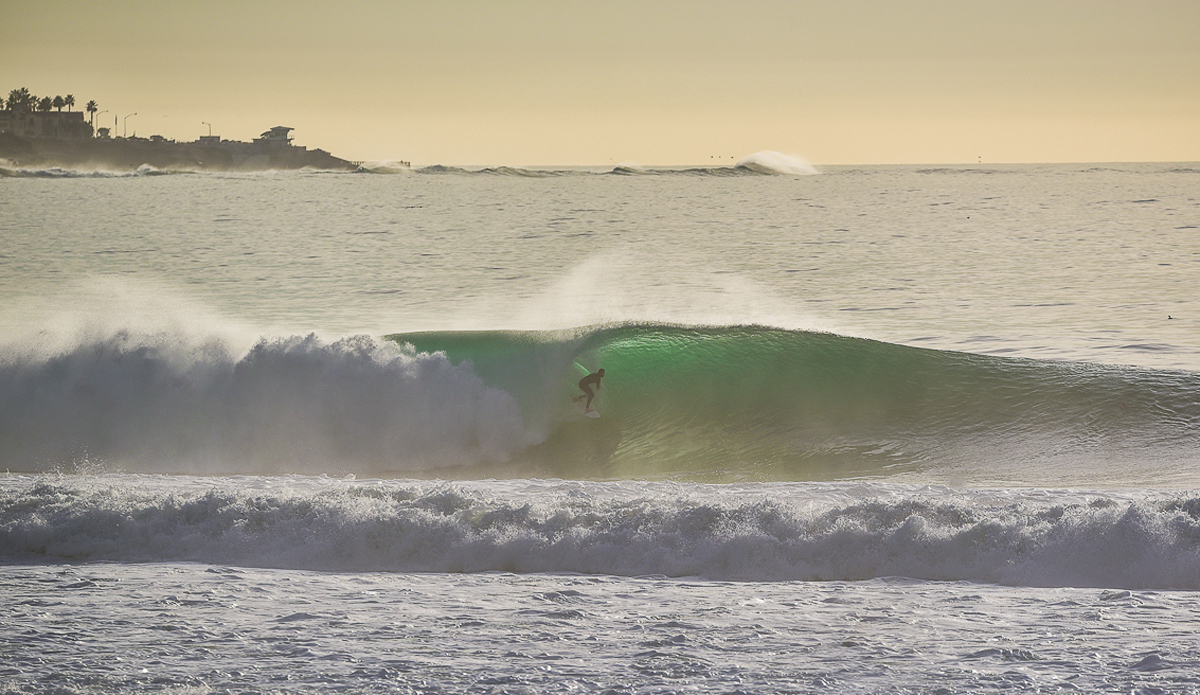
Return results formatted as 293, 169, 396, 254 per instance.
2, 160, 1200, 693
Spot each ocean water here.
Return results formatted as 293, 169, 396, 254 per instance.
2, 159, 1199, 693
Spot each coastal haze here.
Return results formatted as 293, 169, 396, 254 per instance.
5, 0, 1200, 165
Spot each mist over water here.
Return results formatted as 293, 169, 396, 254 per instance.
0, 329, 532, 475
735, 150, 819, 175
6, 162, 1197, 364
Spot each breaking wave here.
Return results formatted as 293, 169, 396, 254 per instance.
0, 163, 185, 178
4, 322, 1195, 486
735, 151, 819, 175
0, 331, 532, 475
2, 475, 1199, 589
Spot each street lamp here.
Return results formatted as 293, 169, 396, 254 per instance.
202, 121, 211, 136
123, 112, 137, 138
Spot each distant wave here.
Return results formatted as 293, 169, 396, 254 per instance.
477, 166, 565, 178
7, 160, 1193, 179
409, 165, 759, 178
401, 152, 820, 178
611, 152, 818, 177
915, 167, 1008, 175
3, 476, 1199, 589
2, 155, 821, 179
735, 151, 819, 175
0, 163, 187, 178
353, 161, 414, 175
416, 164, 473, 175
616, 165, 764, 178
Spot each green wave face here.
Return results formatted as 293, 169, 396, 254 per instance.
389, 324, 1200, 483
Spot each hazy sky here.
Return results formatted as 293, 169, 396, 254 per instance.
4, 0, 1198, 165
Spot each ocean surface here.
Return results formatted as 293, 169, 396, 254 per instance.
2, 157, 1199, 693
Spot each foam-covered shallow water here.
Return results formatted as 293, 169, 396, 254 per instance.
5, 561, 1199, 694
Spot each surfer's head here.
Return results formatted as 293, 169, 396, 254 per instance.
598, 369, 605, 376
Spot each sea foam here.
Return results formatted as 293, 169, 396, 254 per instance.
3, 476, 1198, 590
0, 330, 532, 474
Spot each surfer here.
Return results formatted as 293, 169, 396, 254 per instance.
572, 368, 605, 413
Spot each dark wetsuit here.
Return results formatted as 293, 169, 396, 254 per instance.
573, 369, 604, 411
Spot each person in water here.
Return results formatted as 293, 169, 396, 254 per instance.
572, 368, 605, 412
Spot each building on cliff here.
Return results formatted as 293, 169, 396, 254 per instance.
189, 126, 347, 169
0, 110, 93, 139
0, 119, 353, 171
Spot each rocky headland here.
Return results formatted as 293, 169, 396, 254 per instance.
0, 130, 356, 173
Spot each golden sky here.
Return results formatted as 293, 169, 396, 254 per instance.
4, 0, 1198, 165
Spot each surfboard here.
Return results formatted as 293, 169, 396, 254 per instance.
583, 409, 600, 419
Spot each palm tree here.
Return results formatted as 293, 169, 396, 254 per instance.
7, 87, 34, 112
37, 96, 52, 112
65, 94, 75, 112
53, 96, 65, 112
86, 100, 98, 124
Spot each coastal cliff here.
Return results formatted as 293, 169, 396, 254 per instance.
0, 131, 356, 172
